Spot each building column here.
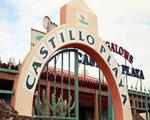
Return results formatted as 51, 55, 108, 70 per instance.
94, 90, 99, 120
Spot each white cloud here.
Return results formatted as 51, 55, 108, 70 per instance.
0, 0, 150, 89
0, 0, 69, 62
84, 0, 150, 89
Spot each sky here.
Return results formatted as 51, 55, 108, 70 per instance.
0, 0, 150, 90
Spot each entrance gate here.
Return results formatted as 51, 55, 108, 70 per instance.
33, 48, 117, 120
34, 48, 79, 120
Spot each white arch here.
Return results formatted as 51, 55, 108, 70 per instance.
11, 24, 132, 120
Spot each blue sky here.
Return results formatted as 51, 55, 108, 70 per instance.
0, 0, 19, 23
0, 0, 150, 89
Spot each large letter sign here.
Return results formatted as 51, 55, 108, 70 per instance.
12, 0, 132, 120
12, 25, 132, 120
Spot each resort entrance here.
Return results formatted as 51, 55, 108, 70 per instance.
12, 0, 132, 119
12, 24, 132, 120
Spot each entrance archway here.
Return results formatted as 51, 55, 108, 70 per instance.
11, 24, 132, 120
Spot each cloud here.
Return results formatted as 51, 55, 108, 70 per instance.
62, 0, 148, 89
84, 0, 150, 88
0, 0, 69, 62
0, 0, 150, 89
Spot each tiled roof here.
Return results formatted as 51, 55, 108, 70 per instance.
41, 67, 107, 89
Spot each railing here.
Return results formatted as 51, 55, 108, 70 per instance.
0, 59, 20, 73
34, 48, 79, 120
128, 87, 150, 120
0, 90, 14, 95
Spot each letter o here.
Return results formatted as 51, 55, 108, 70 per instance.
87, 35, 95, 45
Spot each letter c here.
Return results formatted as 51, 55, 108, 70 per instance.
26, 75, 36, 90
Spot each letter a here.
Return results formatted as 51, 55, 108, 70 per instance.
32, 61, 42, 75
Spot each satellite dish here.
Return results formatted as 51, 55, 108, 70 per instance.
43, 16, 51, 29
